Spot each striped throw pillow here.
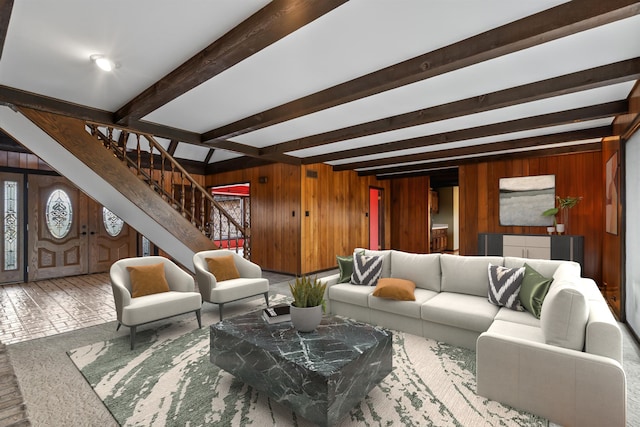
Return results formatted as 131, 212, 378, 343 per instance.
351, 254, 383, 286
488, 264, 525, 310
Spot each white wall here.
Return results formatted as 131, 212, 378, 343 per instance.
626, 130, 640, 336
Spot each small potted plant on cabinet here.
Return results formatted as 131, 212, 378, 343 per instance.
289, 275, 327, 332
542, 196, 583, 234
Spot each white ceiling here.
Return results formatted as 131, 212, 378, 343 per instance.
1, 0, 638, 180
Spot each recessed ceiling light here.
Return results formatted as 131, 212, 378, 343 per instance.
90, 54, 118, 72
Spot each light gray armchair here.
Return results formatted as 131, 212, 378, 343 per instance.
110, 256, 202, 350
193, 250, 269, 320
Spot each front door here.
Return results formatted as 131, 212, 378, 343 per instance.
89, 203, 136, 272
27, 175, 136, 281
28, 175, 89, 280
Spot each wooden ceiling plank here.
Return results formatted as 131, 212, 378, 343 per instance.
114, 0, 348, 125
372, 143, 603, 180
300, 101, 626, 163
354, 127, 610, 176
274, 58, 640, 154
202, 0, 640, 142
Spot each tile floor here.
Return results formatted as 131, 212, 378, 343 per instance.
0, 274, 116, 345
0, 270, 298, 345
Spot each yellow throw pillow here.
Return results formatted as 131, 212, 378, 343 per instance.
206, 255, 240, 282
127, 263, 170, 298
372, 278, 416, 301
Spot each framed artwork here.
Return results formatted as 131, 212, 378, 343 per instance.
499, 175, 555, 226
606, 151, 619, 235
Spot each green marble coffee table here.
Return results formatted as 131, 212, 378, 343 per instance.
210, 312, 393, 426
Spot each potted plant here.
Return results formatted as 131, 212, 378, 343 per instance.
288, 275, 327, 332
542, 196, 583, 234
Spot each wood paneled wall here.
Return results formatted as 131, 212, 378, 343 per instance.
602, 137, 622, 318
206, 163, 302, 275
459, 152, 604, 283
0, 151, 54, 171
300, 164, 391, 274
391, 176, 431, 253
207, 163, 391, 275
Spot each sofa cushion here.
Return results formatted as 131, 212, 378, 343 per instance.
328, 283, 375, 307
355, 248, 392, 278
487, 264, 525, 310
421, 292, 500, 333
369, 288, 437, 318
440, 254, 504, 297
372, 278, 416, 301
486, 319, 545, 343
494, 307, 541, 328
205, 255, 240, 282
127, 263, 170, 298
351, 254, 383, 286
390, 251, 441, 292
518, 263, 553, 319
540, 280, 589, 351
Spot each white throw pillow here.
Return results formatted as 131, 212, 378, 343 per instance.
540, 280, 589, 351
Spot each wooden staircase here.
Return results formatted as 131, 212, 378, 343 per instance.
11, 107, 249, 267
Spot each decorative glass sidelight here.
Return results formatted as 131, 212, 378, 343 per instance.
102, 207, 124, 237
46, 189, 73, 239
4, 181, 18, 270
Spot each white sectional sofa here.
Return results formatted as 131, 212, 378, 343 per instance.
320, 249, 626, 427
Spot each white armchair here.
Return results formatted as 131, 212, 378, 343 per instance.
110, 256, 202, 349
193, 250, 269, 320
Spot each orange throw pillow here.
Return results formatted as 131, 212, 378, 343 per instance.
206, 255, 240, 282
372, 278, 416, 301
127, 263, 170, 298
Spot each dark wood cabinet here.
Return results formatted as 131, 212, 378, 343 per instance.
431, 227, 447, 253
478, 233, 584, 267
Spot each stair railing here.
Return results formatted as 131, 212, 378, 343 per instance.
86, 123, 250, 258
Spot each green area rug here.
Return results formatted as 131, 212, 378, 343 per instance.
68, 315, 547, 427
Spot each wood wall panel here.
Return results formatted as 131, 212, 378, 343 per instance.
206, 163, 301, 275
0, 151, 54, 171
391, 176, 430, 253
459, 151, 604, 283
300, 164, 391, 274
602, 137, 622, 318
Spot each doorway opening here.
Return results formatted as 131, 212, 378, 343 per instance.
209, 183, 251, 257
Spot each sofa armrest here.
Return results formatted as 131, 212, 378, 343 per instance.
319, 273, 340, 313
477, 332, 626, 427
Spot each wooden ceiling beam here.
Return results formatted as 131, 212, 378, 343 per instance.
114, 0, 348, 125
0, 85, 204, 144
371, 143, 603, 180
202, 0, 640, 142
301, 101, 626, 164
353, 127, 610, 175
272, 58, 640, 154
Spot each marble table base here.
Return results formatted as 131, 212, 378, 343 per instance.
210, 312, 393, 427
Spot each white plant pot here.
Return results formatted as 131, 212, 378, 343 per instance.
556, 224, 565, 234
290, 305, 322, 332
546, 226, 555, 235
